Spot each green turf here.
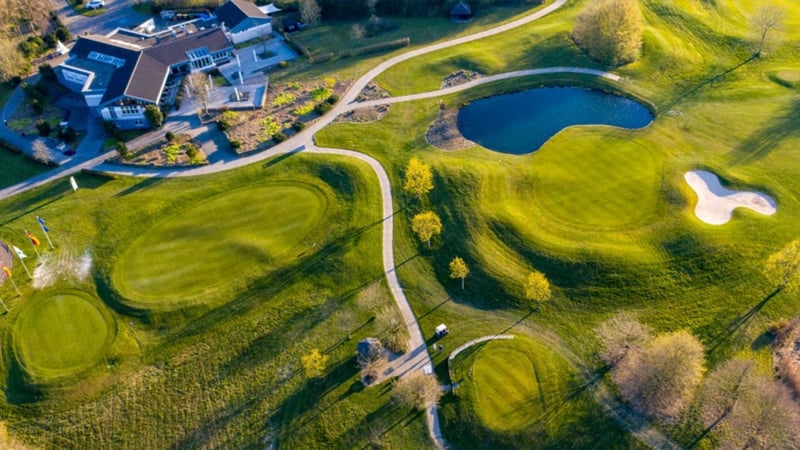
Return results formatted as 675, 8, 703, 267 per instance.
112, 182, 329, 308
13, 290, 114, 379
0, 146, 48, 189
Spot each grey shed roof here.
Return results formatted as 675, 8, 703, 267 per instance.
215, 0, 268, 29
357, 338, 382, 360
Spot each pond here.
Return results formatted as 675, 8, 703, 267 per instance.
457, 87, 653, 154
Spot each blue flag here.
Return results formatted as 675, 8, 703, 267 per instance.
37, 216, 49, 233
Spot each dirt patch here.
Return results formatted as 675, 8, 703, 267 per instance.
336, 104, 390, 124
426, 108, 475, 151
33, 248, 93, 290
356, 81, 391, 102
774, 319, 800, 397
442, 70, 482, 89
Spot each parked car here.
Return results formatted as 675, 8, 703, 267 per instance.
85, 0, 105, 10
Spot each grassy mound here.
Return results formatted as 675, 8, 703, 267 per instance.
444, 336, 627, 448
112, 183, 329, 308
13, 290, 114, 380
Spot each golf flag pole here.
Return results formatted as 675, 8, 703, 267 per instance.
0, 296, 7, 314
12, 245, 32, 280
3, 266, 20, 295
37, 216, 54, 250
26, 231, 41, 258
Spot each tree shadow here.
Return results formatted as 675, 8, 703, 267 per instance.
112, 176, 166, 198
729, 100, 800, 164
660, 55, 756, 111
707, 287, 781, 354
261, 144, 304, 169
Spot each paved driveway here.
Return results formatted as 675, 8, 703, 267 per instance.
56, 0, 151, 36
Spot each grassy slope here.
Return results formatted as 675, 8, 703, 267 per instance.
316, 0, 800, 446
0, 147, 48, 189
0, 156, 428, 448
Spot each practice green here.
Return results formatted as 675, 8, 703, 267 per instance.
113, 183, 328, 306
14, 291, 113, 379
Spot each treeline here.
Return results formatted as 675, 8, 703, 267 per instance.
315, 0, 542, 18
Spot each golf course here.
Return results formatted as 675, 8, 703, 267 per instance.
0, 0, 799, 448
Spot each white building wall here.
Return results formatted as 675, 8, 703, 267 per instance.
101, 106, 146, 122
228, 23, 272, 44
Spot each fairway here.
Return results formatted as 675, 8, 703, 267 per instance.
13, 290, 114, 379
113, 183, 329, 306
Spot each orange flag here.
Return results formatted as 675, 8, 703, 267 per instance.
26, 231, 40, 247
2, 265, 10, 278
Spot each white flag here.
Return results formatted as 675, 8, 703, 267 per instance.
13, 245, 26, 259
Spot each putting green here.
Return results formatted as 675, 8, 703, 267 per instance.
13, 290, 114, 379
459, 336, 576, 432
113, 183, 328, 306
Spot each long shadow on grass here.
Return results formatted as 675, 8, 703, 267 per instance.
660, 55, 756, 111
112, 175, 166, 198
706, 287, 781, 354
729, 101, 800, 165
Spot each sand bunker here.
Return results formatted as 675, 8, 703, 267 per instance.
33, 249, 93, 289
684, 170, 776, 225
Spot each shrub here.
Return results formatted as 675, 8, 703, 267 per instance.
144, 104, 164, 128
39, 64, 57, 82
221, 110, 238, 122
22, 83, 44, 103
36, 119, 51, 137
292, 121, 306, 131
59, 126, 77, 143
115, 140, 130, 159
272, 92, 296, 107
217, 120, 230, 130
30, 99, 44, 115
314, 102, 332, 115
292, 102, 315, 116
287, 81, 302, 90
273, 132, 287, 143
326, 94, 339, 105
185, 143, 199, 158
260, 116, 280, 139
310, 86, 332, 102
55, 24, 71, 42
279, 60, 288, 68
165, 131, 176, 142
229, 140, 242, 150
11, 76, 22, 86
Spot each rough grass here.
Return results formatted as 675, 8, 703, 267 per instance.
13, 289, 114, 380
0, 147, 47, 189
112, 182, 330, 309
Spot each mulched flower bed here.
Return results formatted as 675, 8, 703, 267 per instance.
113, 133, 207, 166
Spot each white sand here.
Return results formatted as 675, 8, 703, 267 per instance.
684, 170, 776, 225
33, 248, 93, 289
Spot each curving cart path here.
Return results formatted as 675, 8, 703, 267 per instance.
0, 1, 679, 447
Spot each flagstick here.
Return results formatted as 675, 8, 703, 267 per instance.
43, 230, 54, 250
17, 258, 32, 280
0, 297, 7, 314
8, 277, 20, 295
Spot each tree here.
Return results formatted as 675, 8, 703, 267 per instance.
595, 312, 652, 366
144, 104, 163, 129
392, 372, 442, 410
31, 139, 53, 164
403, 157, 434, 200
750, 5, 785, 57
375, 307, 408, 353
300, 0, 322, 27
301, 348, 328, 379
524, 269, 551, 310
186, 72, 212, 115
0, 41, 25, 82
614, 330, 705, 422
449, 256, 469, 289
700, 359, 756, 429
572, 0, 644, 66
411, 211, 441, 248
764, 239, 800, 292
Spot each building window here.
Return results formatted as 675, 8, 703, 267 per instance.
121, 105, 140, 115
135, 119, 144, 127
109, 108, 118, 119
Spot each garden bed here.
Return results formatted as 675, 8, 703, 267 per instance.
115, 133, 207, 166
221, 78, 349, 154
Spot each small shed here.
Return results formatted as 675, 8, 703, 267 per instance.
357, 337, 383, 363
435, 323, 449, 338
450, 1, 473, 22
282, 17, 302, 33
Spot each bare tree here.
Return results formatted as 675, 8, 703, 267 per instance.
300, 0, 321, 27
572, 0, 643, 65
32, 139, 53, 164
700, 359, 755, 429
595, 312, 652, 366
750, 5, 785, 57
614, 330, 705, 422
185, 72, 212, 115
375, 307, 408, 353
392, 372, 442, 410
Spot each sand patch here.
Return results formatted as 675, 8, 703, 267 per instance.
33, 248, 93, 289
684, 170, 776, 225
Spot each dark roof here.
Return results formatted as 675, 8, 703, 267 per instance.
70, 36, 141, 104
357, 338, 382, 360
144, 28, 232, 66
125, 53, 170, 103
450, 1, 472, 16
215, 0, 267, 29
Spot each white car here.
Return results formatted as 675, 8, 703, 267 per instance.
85, 0, 105, 10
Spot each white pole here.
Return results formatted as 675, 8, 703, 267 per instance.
43, 230, 54, 250
239, 71, 244, 85
0, 297, 7, 313
236, 53, 241, 68
252, 49, 257, 62
8, 277, 20, 295
26, 232, 41, 259
17, 257, 32, 280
